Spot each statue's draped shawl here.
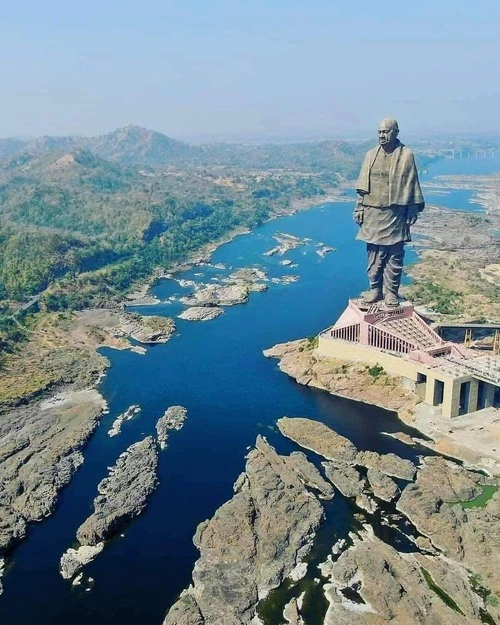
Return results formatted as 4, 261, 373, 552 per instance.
356, 141, 424, 207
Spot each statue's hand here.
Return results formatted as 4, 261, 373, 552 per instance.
353, 208, 364, 226
406, 206, 419, 226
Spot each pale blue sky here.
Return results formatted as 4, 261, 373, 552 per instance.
1, 0, 499, 141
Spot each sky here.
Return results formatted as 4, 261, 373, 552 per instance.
1, 0, 499, 142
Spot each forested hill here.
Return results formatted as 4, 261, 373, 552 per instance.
0, 125, 370, 349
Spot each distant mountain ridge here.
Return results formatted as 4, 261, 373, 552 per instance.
86, 125, 198, 166
0, 124, 365, 175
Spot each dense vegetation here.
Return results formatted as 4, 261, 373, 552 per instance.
0, 126, 371, 351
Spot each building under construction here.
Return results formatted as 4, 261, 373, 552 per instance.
318, 300, 500, 418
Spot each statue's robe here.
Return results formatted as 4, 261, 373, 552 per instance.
355, 140, 424, 245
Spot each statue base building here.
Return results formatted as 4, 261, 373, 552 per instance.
317, 299, 500, 418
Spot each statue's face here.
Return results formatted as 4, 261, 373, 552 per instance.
378, 121, 398, 148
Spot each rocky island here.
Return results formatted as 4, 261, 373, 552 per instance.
156, 405, 188, 450
163, 436, 325, 625
60, 435, 158, 580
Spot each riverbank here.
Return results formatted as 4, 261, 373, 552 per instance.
0, 387, 108, 582
0, 190, 351, 583
264, 338, 500, 476
407, 172, 500, 320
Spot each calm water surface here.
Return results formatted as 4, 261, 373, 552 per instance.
1, 155, 498, 625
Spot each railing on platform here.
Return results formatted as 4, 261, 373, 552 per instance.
368, 324, 417, 354
329, 323, 360, 343
412, 312, 443, 344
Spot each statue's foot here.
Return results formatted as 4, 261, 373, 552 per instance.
363, 288, 383, 304
384, 292, 400, 308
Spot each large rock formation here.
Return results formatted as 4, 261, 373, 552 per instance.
0, 389, 106, 555
264, 340, 419, 422
163, 436, 324, 625
277, 417, 358, 463
76, 436, 158, 546
59, 543, 104, 580
356, 450, 416, 481
180, 284, 249, 307
397, 456, 500, 595
323, 461, 366, 498
366, 469, 400, 502
178, 307, 224, 322
321, 527, 489, 625
156, 406, 188, 450
119, 313, 176, 344
277, 417, 416, 481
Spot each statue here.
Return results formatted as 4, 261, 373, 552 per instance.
354, 118, 424, 307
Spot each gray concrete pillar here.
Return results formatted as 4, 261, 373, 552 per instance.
442, 379, 461, 419
467, 379, 479, 414
424, 376, 436, 405
484, 383, 496, 408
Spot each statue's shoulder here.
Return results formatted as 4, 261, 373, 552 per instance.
397, 142, 414, 157
364, 145, 379, 160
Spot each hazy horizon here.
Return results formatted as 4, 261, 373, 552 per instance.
2, 1, 499, 141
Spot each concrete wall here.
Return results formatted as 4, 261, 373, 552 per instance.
318, 336, 424, 381
317, 336, 473, 418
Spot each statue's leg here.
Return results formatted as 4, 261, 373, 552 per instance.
384, 242, 405, 306
364, 244, 385, 303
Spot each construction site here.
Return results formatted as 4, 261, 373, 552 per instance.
318, 299, 500, 418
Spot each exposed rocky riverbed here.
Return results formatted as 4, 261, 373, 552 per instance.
264, 338, 500, 474
59, 406, 188, 581
0, 389, 107, 567
163, 418, 499, 625
163, 436, 325, 625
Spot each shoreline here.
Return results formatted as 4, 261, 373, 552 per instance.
264, 339, 500, 476
122, 188, 350, 307
3, 170, 499, 603
0, 190, 350, 578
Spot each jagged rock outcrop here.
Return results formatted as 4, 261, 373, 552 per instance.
277, 417, 358, 463
264, 340, 419, 421
107, 404, 141, 437
0, 389, 106, 555
163, 436, 324, 625
277, 417, 415, 481
287, 451, 334, 499
156, 406, 188, 450
178, 307, 224, 321
396, 456, 500, 594
322, 527, 488, 625
356, 451, 416, 481
323, 461, 366, 498
366, 469, 400, 502
76, 436, 158, 546
283, 596, 305, 625
59, 543, 104, 579
180, 284, 249, 307
226, 268, 268, 292
121, 314, 175, 344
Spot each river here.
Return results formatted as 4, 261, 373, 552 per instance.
0, 153, 498, 625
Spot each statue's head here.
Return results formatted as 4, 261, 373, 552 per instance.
378, 118, 399, 149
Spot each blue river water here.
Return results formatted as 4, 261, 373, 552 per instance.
0, 153, 499, 625
420, 152, 500, 212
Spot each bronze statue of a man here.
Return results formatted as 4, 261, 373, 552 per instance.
354, 118, 424, 307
